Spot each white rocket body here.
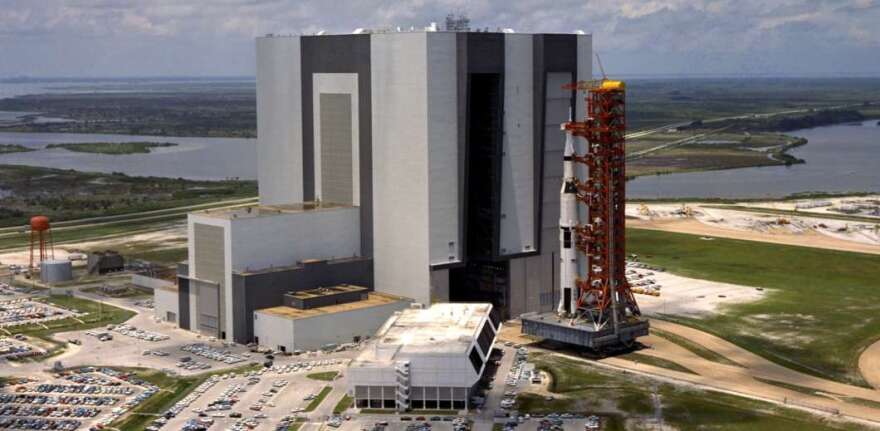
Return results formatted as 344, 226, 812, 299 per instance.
558, 132, 579, 316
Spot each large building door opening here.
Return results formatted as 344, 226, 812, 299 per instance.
450, 72, 511, 318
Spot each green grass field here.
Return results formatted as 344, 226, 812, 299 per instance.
46, 141, 177, 155
306, 371, 339, 381
334, 394, 353, 414
519, 353, 867, 430
305, 386, 333, 412
627, 228, 880, 386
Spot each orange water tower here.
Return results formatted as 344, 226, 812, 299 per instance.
29, 215, 54, 269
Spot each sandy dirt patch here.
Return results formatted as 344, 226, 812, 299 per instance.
635, 271, 766, 317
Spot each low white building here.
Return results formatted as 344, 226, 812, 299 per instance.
253, 290, 410, 352
348, 303, 499, 411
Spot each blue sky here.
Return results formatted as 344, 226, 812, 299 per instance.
1, 0, 879, 77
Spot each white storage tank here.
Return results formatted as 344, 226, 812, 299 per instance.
40, 259, 73, 284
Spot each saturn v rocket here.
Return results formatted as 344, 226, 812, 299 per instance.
557, 131, 579, 316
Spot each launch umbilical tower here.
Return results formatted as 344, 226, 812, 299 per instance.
521, 79, 647, 348
564, 80, 640, 330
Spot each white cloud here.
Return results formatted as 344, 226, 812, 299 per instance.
0, 0, 878, 76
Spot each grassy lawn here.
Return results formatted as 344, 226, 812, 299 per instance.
305, 386, 333, 412
46, 141, 177, 155
287, 417, 306, 431
627, 228, 880, 386
334, 394, 353, 414
651, 328, 742, 367
519, 353, 867, 430
306, 371, 339, 381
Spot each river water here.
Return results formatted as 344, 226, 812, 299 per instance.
0, 113, 876, 194
0, 132, 256, 180
627, 120, 880, 199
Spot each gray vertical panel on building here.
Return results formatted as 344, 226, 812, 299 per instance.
256, 37, 304, 205
499, 34, 535, 257
300, 35, 373, 258
193, 223, 225, 336
320, 93, 354, 205
177, 277, 190, 330
194, 280, 220, 336
426, 32, 461, 266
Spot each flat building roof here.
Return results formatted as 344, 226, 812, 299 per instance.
287, 284, 367, 300
354, 303, 492, 364
256, 292, 407, 321
195, 201, 353, 220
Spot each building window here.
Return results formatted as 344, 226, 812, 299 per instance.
476, 322, 494, 356
468, 346, 483, 374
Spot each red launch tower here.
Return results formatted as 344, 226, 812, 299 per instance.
521, 79, 647, 349
565, 80, 641, 331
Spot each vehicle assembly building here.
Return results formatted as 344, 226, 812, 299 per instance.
161, 28, 595, 345
348, 303, 499, 411
521, 80, 648, 348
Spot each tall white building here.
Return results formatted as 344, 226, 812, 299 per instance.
256, 30, 592, 320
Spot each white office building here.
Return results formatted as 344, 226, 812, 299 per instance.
347, 303, 499, 410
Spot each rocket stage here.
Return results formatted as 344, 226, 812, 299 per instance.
520, 312, 649, 349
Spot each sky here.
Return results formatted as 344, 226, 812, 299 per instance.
1, 0, 879, 78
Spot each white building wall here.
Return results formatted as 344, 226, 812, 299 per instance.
370, 33, 432, 304
426, 33, 461, 267
500, 34, 536, 256
252, 310, 293, 351
153, 287, 179, 323
228, 207, 361, 272
288, 300, 410, 351
256, 36, 304, 206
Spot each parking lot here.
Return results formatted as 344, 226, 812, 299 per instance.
157, 360, 347, 431
0, 297, 80, 329
0, 336, 45, 360
0, 367, 158, 430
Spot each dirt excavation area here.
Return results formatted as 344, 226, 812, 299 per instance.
626, 201, 880, 255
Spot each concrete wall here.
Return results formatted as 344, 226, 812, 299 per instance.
255, 299, 410, 352
256, 36, 304, 205
153, 287, 179, 323
228, 207, 361, 273
371, 32, 432, 305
